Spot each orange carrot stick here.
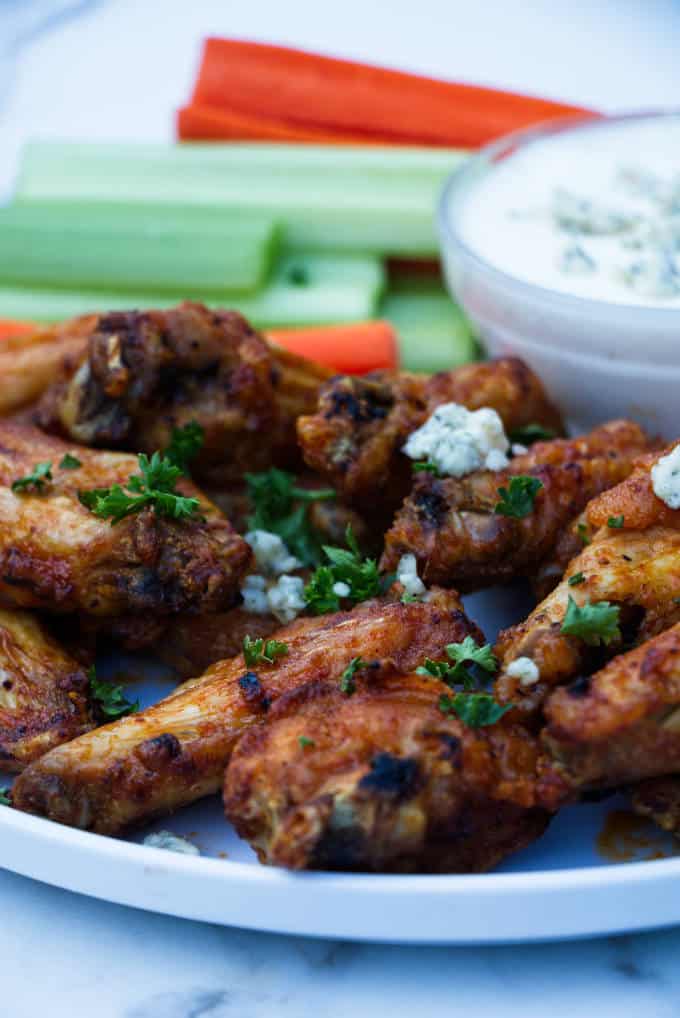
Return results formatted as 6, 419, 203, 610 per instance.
267, 321, 398, 374
177, 103, 398, 146
0, 319, 37, 340
190, 38, 593, 148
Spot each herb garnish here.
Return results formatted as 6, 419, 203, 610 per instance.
164, 421, 204, 474
78, 451, 200, 524
417, 636, 497, 690
88, 666, 139, 720
577, 522, 592, 546
607, 515, 625, 529
340, 656, 366, 695
243, 636, 289, 668
412, 460, 441, 477
12, 461, 53, 493
58, 453, 82, 470
0, 788, 11, 806
304, 526, 381, 614
246, 467, 335, 567
494, 476, 543, 518
508, 424, 557, 446
439, 692, 510, 728
298, 736, 316, 749
561, 596, 621, 646
568, 572, 586, 587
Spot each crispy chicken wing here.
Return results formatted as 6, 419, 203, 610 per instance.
12, 589, 481, 834
297, 358, 563, 511
0, 609, 92, 770
543, 624, 680, 790
0, 422, 250, 621
37, 302, 331, 486
381, 421, 651, 591
224, 670, 559, 872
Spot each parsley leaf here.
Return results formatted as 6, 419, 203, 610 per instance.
243, 635, 289, 668
577, 522, 592, 546
494, 475, 543, 518
340, 656, 366, 695
0, 788, 11, 806
78, 451, 200, 525
12, 461, 53, 493
58, 453, 81, 470
164, 421, 204, 474
568, 571, 586, 587
508, 424, 557, 446
439, 692, 510, 727
412, 460, 441, 477
607, 515, 625, 529
561, 596, 621, 646
417, 636, 498, 691
298, 736, 316, 749
246, 467, 335, 567
88, 666, 139, 721
401, 592, 420, 604
304, 526, 381, 614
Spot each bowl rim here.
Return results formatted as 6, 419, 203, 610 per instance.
437, 108, 680, 321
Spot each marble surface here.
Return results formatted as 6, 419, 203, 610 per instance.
2, 1, 680, 1014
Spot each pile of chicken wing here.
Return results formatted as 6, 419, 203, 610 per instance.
2, 300, 680, 874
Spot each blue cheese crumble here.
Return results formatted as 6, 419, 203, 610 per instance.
396, 553, 426, 599
245, 529, 301, 576
403, 403, 510, 478
505, 657, 540, 687
143, 831, 201, 856
651, 445, 680, 509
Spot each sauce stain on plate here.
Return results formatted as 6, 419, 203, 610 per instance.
597, 809, 678, 863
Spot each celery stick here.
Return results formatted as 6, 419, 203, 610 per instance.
381, 288, 478, 372
0, 202, 278, 294
0, 253, 385, 328
16, 142, 467, 257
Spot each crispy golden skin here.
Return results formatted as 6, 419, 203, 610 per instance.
495, 526, 680, 718
381, 420, 651, 592
37, 302, 331, 486
0, 422, 251, 620
543, 624, 680, 790
297, 358, 564, 511
631, 776, 680, 836
0, 318, 93, 417
0, 609, 92, 770
224, 670, 558, 872
12, 589, 481, 834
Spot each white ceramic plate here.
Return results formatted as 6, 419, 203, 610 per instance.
1, 587, 679, 944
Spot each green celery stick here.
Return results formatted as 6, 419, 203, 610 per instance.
381, 287, 478, 372
0, 202, 279, 294
0, 253, 385, 328
16, 142, 468, 257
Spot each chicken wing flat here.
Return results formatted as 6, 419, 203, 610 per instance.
0, 609, 92, 770
0, 422, 250, 620
224, 670, 559, 872
12, 589, 481, 834
37, 302, 331, 486
543, 624, 680, 790
381, 420, 651, 591
296, 357, 563, 511
0, 317, 92, 417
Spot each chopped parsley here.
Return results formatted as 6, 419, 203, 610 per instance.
245, 467, 335, 567
417, 636, 497, 691
412, 460, 441, 477
58, 453, 82, 470
577, 522, 592, 546
561, 595, 621, 646
298, 736, 316, 749
11, 460, 53, 493
0, 788, 11, 806
88, 666, 139, 721
304, 526, 381, 614
439, 692, 510, 728
340, 656, 366, 696
164, 421, 204, 474
494, 476, 543, 518
568, 571, 586, 587
78, 451, 200, 524
508, 424, 557, 446
401, 592, 420, 604
607, 515, 625, 529
242, 635, 288, 668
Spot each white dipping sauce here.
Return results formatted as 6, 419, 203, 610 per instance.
457, 117, 680, 307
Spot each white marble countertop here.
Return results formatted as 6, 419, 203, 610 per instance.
2, 2, 680, 1015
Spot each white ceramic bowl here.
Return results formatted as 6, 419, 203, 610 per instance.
438, 112, 680, 437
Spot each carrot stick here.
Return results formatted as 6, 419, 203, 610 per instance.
267, 320, 398, 374
177, 103, 398, 146
0, 318, 37, 340
189, 38, 593, 148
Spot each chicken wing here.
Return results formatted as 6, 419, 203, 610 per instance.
0, 422, 250, 620
0, 609, 92, 770
543, 624, 680, 790
0, 317, 92, 417
12, 589, 482, 834
224, 669, 560, 872
37, 302, 331, 486
381, 420, 651, 591
296, 358, 563, 511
